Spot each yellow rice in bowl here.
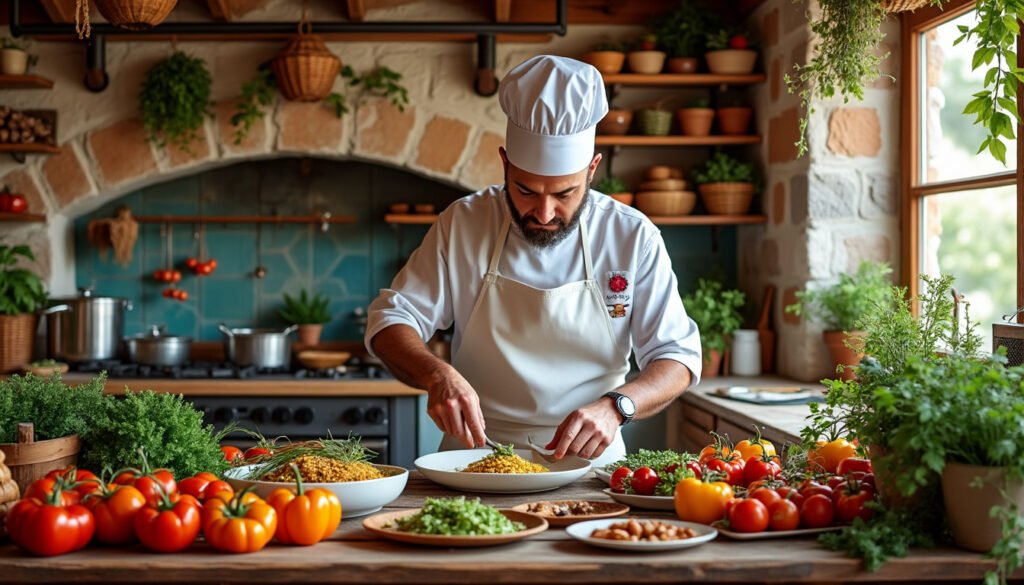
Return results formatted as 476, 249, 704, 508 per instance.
265, 455, 386, 483
461, 453, 548, 474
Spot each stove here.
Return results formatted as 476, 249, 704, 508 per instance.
71, 359, 392, 381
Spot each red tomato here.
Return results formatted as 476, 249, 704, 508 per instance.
768, 499, 800, 531
728, 35, 749, 50
799, 480, 834, 500
176, 290, 189, 301
826, 475, 846, 490
26, 467, 100, 505
115, 468, 177, 506
837, 457, 873, 476
8, 194, 27, 214
0, 192, 11, 212
85, 483, 147, 545
749, 487, 782, 509
207, 259, 218, 269
169, 270, 182, 283
706, 454, 745, 486
610, 466, 632, 493
631, 466, 659, 496
162, 288, 175, 298
861, 473, 876, 490
244, 447, 271, 460
7, 493, 94, 556
728, 498, 769, 533
197, 263, 214, 275
134, 494, 201, 553
178, 472, 233, 502
742, 455, 781, 487
834, 481, 876, 524
776, 486, 806, 509
639, 34, 657, 51
686, 460, 703, 480
801, 494, 835, 528
185, 257, 198, 269
221, 445, 243, 463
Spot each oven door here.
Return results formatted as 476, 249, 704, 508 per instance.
221, 436, 390, 465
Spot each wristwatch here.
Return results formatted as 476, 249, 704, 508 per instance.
603, 391, 636, 426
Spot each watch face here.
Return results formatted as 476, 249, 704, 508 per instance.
617, 395, 636, 417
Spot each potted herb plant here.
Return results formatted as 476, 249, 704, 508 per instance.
654, 0, 716, 74
682, 278, 746, 378
677, 97, 715, 137
280, 289, 332, 347
139, 51, 213, 153
704, 29, 758, 75
784, 261, 892, 381
693, 151, 759, 216
0, 245, 46, 374
595, 176, 633, 206
627, 34, 666, 74
0, 37, 35, 76
581, 42, 627, 75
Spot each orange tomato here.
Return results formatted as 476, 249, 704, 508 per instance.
86, 483, 147, 545
809, 438, 858, 474
733, 427, 778, 463
202, 491, 277, 553
267, 471, 342, 546
674, 477, 734, 525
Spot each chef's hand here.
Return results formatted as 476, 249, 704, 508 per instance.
426, 366, 487, 449
546, 399, 621, 460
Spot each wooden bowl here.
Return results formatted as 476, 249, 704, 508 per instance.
639, 179, 687, 191
389, 203, 410, 214
21, 362, 69, 377
296, 350, 352, 370
635, 190, 697, 216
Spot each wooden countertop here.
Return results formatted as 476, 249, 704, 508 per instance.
0, 472, 1015, 584
57, 373, 426, 397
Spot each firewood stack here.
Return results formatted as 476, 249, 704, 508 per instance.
0, 450, 20, 538
0, 107, 55, 146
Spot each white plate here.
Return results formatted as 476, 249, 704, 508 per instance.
224, 464, 408, 518
715, 524, 842, 540
602, 488, 676, 511
565, 518, 717, 552
594, 468, 612, 484
414, 449, 591, 494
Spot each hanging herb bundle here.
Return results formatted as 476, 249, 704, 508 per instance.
139, 51, 213, 153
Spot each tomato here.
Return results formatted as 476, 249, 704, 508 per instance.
8, 194, 27, 214
26, 467, 100, 505
749, 487, 782, 509
207, 259, 218, 269
169, 270, 182, 283
674, 478, 734, 524
768, 498, 800, 531
197, 263, 214, 275
221, 445, 243, 463
244, 447, 271, 460
837, 457, 873, 476
267, 470, 342, 546
162, 288, 175, 298
826, 475, 847, 490
732, 427, 777, 463
728, 498, 769, 533
114, 464, 177, 507
698, 437, 732, 464
176, 290, 189, 301
809, 438, 858, 474
801, 494, 835, 528
134, 493, 201, 553
178, 472, 234, 503
631, 466, 659, 496
776, 486, 806, 509
834, 481, 876, 524
7, 487, 95, 556
799, 480, 834, 500
85, 483, 147, 545
728, 35, 750, 50
861, 473, 876, 490
0, 191, 11, 212
203, 490, 277, 553
639, 34, 658, 51
742, 453, 781, 487
706, 453, 745, 486
185, 257, 198, 269
610, 466, 632, 493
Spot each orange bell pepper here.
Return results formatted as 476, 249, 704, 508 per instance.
202, 488, 277, 554
732, 426, 778, 463
809, 438, 858, 474
674, 477, 734, 525
267, 465, 342, 545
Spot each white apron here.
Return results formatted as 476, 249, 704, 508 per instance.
442, 216, 630, 467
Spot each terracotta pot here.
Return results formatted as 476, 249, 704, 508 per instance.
582, 51, 625, 75
608, 192, 634, 206
676, 108, 714, 136
627, 51, 666, 74
717, 107, 753, 135
296, 324, 323, 347
0, 313, 37, 374
704, 49, 758, 74
702, 349, 723, 378
666, 57, 698, 73
942, 462, 1024, 552
0, 424, 79, 494
597, 109, 633, 135
697, 182, 755, 215
823, 330, 864, 381
0, 49, 28, 76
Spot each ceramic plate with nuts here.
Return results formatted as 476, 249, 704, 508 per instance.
565, 518, 717, 552
510, 500, 629, 526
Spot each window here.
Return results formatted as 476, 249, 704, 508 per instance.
902, 1, 1021, 349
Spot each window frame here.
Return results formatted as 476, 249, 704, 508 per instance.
900, 0, 1023, 316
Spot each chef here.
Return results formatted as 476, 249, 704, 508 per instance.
365, 55, 702, 466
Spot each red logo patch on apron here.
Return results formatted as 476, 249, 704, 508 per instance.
605, 271, 632, 318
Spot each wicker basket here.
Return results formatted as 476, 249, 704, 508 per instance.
698, 182, 756, 215
0, 314, 36, 374
272, 30, 342, 102
635, 190, 697, 216
880, 0, 931, 12
638, 109, 673, 136
94, 0, 177, 31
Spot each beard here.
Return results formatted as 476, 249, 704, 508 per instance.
504, 172, 592, 249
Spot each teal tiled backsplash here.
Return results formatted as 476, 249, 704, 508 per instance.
74, 158, 738, 342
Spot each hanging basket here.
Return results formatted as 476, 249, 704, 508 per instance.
93, 0, 178, 31
880, 0, 931, 12
271, 25, 342, 102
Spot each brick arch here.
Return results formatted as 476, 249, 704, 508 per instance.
15, 97, 506, 220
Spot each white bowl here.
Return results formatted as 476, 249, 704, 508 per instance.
566, 518, 717, 552
223, 463, 409, 518
414, 449, 591, 494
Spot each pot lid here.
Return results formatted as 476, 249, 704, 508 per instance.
125, 324, 192, 343
48, 286, 127, 303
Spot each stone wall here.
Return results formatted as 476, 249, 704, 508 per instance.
742, 0, 901, 381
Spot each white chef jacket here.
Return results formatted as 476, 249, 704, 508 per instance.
365, 185, 702, 382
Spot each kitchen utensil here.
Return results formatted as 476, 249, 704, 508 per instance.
44, 287, 132, 362
296, 350, 351, 370
413, 449, 590, 494
123, 325, 192, 367
218, 323, 298, 369
757, 285, 776, 374
526, 435, 560, 464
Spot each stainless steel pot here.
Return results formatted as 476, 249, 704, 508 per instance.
45, 287, 133, 362
124, 325, 192, 367
218, 323, 297, 369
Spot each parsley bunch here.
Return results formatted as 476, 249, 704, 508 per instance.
0, 373, 106, 442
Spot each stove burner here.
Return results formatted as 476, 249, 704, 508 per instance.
68, 358, 391, 380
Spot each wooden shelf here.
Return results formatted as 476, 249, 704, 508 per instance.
133, 213, 357, 225
603, 73, 765, 87
0, 74, 55, 89
0, 212, 46, 223
0, 143, 60, 154
385, 214, 768, 226
596, 135, 761, 146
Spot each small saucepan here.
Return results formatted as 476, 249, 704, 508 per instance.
124, 325, 192, 367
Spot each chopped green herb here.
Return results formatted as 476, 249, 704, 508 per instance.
389, 497, 524, 536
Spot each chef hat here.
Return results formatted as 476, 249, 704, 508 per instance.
499, 55, 608, 177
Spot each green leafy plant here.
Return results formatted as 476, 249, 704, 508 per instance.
682, 278, 746, 353
1, 37, 28, 51
784, 261, 893, 331
705, 29, 732, 51
279, 289, 331, 325
0, 373, 106, 442
592, 41, 627, 53
139, 51, 213, 153
653, 0, 718, 58
0, 245, 47, 316
232, 63, 409, 144
693, 151, 758, 185
686, 97, 711, 108
595, 175, 629, 194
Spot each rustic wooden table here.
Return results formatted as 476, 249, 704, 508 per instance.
0, 472, 1019, 584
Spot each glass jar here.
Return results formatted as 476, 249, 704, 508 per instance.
731, 329, 761, 376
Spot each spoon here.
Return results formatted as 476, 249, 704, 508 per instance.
526, 435, 560, 464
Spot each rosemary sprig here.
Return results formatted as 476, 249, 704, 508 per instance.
244, 434, 376, 480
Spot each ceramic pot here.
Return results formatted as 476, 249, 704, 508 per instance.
677, 108, 714, 136
582, 51, 625, 75
597, 109, 633, 135
705, 49, 758, 74
666, 57, 698, 73
823, 330, 864, 381
0, 49, 28, 75
702, 349, 723, 378
942, 462, 1024, 552
717, 107, 753, 135
627, 51, 666, 74
297, 324, 323, 347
